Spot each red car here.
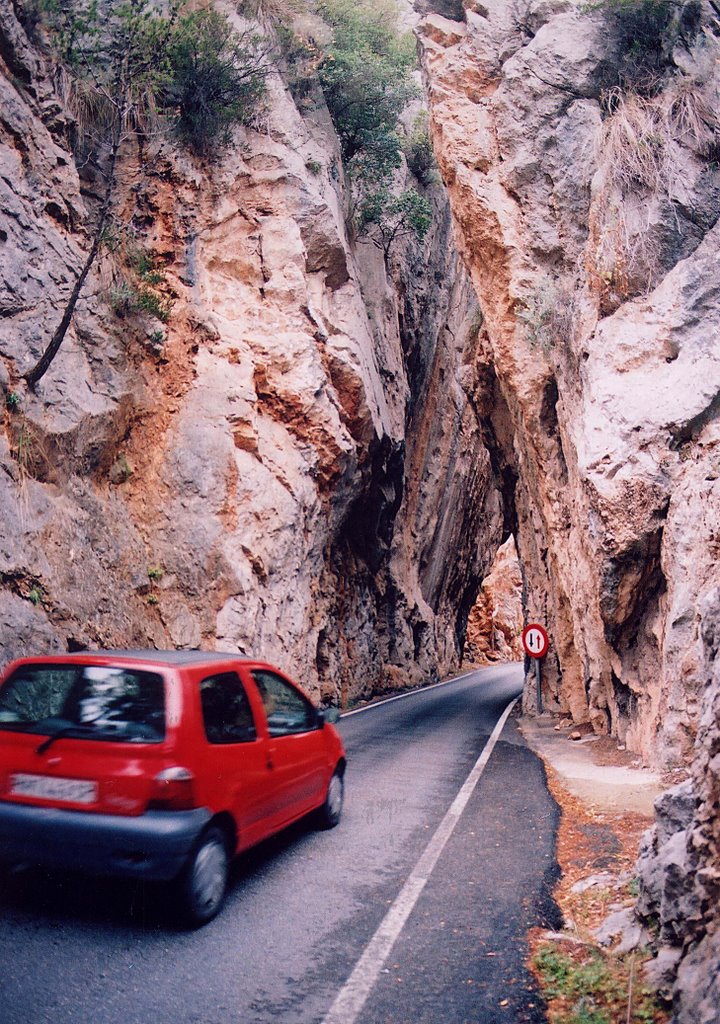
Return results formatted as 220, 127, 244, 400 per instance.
0, 650, 346, 925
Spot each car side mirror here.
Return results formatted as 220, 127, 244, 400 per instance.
318, 706, 340, 726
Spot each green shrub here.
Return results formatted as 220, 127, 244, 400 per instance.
136, 288, 172, 322
569, 1006, 610, 1024
109, 282, 172, 322
274, 21, 321, 104
533, 944, 664, 1024
404, 113, 438, 186
312, 0, 430, 250
38, 1, 270, 156
38, 0, 173, 131
316, 0, 417, 165
534, 946, 573, 999
165, 7, 270, 155
130, 247, 165, 286
265, 0, 432, 252
360, 187, 432, 256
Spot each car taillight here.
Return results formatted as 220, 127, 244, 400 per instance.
149, 766, 197, 811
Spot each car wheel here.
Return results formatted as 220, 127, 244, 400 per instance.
316, 769, 344, 829
177, 825, 229, 928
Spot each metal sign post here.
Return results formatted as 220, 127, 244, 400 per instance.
522, 623, 549, 715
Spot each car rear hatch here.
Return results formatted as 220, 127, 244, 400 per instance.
0, 661, 173, 816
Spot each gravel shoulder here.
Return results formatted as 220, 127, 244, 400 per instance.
518, 713, 672, 1024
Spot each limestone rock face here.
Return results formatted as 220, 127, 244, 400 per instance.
465, 536, 523, 664
417, 0, 720, 1007
418, 0, 720, 765
0, 2, 503, 703
636, 588, 720, 1023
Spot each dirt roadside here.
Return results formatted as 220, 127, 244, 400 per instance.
519, 713, 685, 1024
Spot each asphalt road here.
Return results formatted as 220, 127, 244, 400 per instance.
0, 663, 561, 1024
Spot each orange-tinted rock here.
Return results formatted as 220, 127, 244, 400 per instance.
419, 3, 720, 765
0, 3, 503, 707
465, 537, 523, 664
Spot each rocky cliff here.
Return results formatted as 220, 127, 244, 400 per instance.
464, 536, 523, 664
636, 587, 720, 1023
419, 0, 720, 767
417, 0, 720, 1013
0, 0, 504, 704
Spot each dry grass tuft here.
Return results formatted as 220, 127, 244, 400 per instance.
517, 280, 579, 353
55, 67, 162, 148
600, 88, 672, 196
246, 0, 316, 26
589, 72, 719, 305
662, 75, 720, 158
56, 69, 115, 143
599, 73, 720, 196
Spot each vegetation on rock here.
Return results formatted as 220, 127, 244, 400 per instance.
274, 0, 433, 254
404, 113, 439, 187
588, 0, 703, 94
359, 186, 433, 256
165, 6, 271, 154
314, 0, 417, 165
316, 0, 431, 250
22, 0, 270, 386
579, 0, 719, 305
533, 944, 664, 1024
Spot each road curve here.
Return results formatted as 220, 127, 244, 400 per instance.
0, 663, 560, 1024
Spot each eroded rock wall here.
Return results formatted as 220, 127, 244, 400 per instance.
0, 0, 503, 703
636, 587, 720, 1023
464, 536, 523, 664
418, 0, 720, 765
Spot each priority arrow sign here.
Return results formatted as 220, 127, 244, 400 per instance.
522, 623, 549, 660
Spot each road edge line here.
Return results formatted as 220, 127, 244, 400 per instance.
321, 695, 520, 1024
340, 666, 516, 718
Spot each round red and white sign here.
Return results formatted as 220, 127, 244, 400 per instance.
522, 623, 549, 659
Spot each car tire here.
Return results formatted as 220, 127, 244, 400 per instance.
316, 769, 344, 830
176, 825, 229, 928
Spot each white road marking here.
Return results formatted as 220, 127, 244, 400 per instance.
322, 695, 519, 1024
340, 667, 504, 718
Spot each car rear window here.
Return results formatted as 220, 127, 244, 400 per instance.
0, 664, 166, 743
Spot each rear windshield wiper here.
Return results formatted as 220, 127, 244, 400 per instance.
36, 724, 95, 755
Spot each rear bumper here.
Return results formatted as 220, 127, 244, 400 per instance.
0, 801, 211, 881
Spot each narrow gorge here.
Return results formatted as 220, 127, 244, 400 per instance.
1, 0, 506, 707
1, 0, 719, 1017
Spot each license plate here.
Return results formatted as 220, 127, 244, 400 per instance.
10, 773, 98, 804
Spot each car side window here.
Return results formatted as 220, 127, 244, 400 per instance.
252, 671, 318, 737
200, 672, 256, 744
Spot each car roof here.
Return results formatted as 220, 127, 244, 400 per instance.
12, 650, 252, 668
103, 650, 252, 666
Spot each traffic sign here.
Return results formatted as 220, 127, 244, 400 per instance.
522, 623, 549, 659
